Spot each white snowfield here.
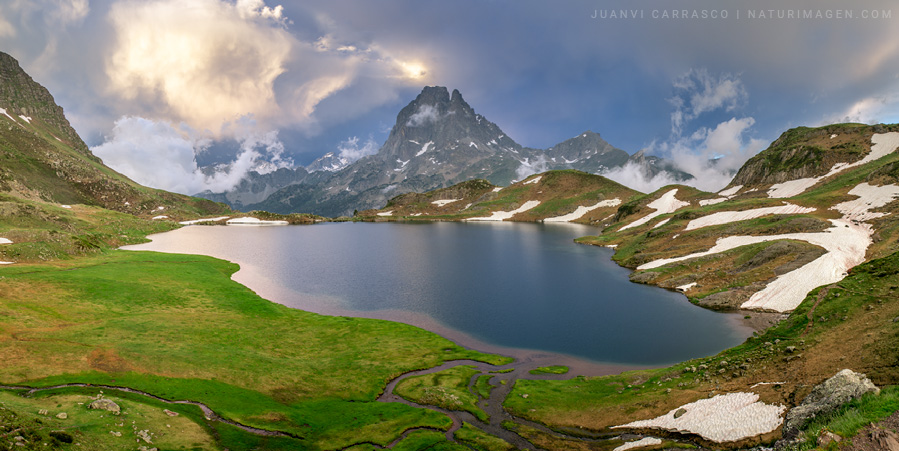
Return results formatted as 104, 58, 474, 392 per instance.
543, 198, 621, 223
653, 218, 671, 229
492, 187, 503, 193
179, 216, 230, 225
676, 282, 697, 292
466, 200, 541, 221
0, 107, 17, 123
619, 189, 690, 231
768, 132, 899, 198
699, 197, 728, 206
684, 203, 816, 231
431, 199, 461, 207
639, 182, 899, 312
614, 392, 786, 443
376, 211, 393, 217
226, 217, 289, 226
718, 185, 743, 197
416, 141, 434, 157
523, 175, 542, 185
0, 238, 12, 245
613, 437, 662, 451
151, 215, 169, 220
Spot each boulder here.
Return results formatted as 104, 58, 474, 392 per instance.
89, 398, 121, 414
778, 369, 879, 446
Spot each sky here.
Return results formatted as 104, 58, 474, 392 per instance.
2, 0, 899, 194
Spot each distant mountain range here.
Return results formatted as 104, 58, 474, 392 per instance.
196, 86, 693, 217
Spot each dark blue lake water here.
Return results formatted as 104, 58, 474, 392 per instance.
125, 222, 752, 368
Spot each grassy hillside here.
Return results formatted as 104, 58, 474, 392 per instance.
359, 169, 640, 224
0, 251, 509, 449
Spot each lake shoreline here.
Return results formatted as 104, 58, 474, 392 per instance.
123, 221, 757, 376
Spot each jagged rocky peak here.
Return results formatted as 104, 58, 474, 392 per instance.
0, 51, 91, 156
380, 86, 523, 161
546, 130, 629, 170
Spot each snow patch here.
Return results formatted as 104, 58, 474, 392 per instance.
830, 134, 838, 139
677, 282, 697, 292
699, 198, 728, 206
613, 392, 785, 443
466, 200, 541, 221
18, 115, 32, 123
469, 142, 478, 149
431, 199, 460, 207
767, 178, 819, 199
151, 215, 169, 220
718, 185, 743, 197
416, 141, 434, 157
227, 217, 289, 226
613, 437, 663, 451
0, 261, 13, 265
544, 198, 622, 223
377, 211, 393, 217
179, 216, 230, 225
61, 205, 72, 209
685, 203, 817, 231
653, 218, 671, 229
523, 175, 542, 185
619, 189, 690, 231
492, 187, 503, 193
0, 107, 17, 123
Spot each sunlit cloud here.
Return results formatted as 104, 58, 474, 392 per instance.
92, 116, 291, 194
105, 0, 293, 133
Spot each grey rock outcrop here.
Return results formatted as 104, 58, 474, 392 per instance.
89, 397, 121, 414
778, 369, 879, 446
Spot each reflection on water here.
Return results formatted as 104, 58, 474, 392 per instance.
124, 222, 753, 369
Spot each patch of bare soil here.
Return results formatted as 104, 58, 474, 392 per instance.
839, 410, 899, 451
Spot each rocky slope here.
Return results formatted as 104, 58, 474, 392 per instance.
201, 86, 689, 216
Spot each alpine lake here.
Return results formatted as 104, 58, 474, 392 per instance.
124, 221, 755, 374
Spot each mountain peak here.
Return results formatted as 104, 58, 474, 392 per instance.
0, 51, 91, 157
415, 86, 451, 105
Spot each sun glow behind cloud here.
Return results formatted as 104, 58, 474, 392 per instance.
400, 61, 427, 79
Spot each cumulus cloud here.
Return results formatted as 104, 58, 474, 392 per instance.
666, 117, 767, 191
826, 92, 899, 125
336, 136, 379, 162
670, 69, 747, 136
406, 104, 440, 127
603, 162, 681, 194
96, 0, 432, 140
608, 70, 765, 193
515, 155, 549, 181
104, 0, 293, 133
91, 116, 291, 194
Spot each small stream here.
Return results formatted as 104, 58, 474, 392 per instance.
376, 359, 631, 450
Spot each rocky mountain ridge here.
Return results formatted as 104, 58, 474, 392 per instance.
198, 86, 691, 216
